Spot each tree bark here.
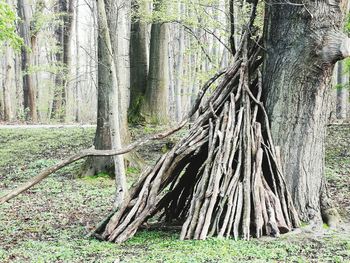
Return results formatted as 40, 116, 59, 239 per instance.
81, 0, 127, 205
104, 0, 131, 140
129, 0, 148, 124
336, 61, 349, 119
74, 0, 80, 122
142, 0, 169, 124
52, 0, 74, 122
95, 0, 127, 206
17, 0, 37, 122
2, 45, 14, 121
175, 2, 185, 122
263, 1, 349, 222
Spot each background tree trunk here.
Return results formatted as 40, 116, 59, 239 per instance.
128, 0, 148, 124
263, 1, 349, 222
336, 61, 349, 119
174, 1, 184, 122
17, 0, 37, 122
52, 0, 74, 122
2, 45, 14, 121
142, 0, 169, 124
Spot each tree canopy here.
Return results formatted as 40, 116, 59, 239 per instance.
0, 0, 22, 49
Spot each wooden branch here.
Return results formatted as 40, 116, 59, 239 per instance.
0, 66, 227, 205
0, 123, 186, 205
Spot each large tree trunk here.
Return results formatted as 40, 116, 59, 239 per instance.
17, 0, 37, 122
142, 0, 169, 124
263, 1, 349, 222
128, 0, 149, 124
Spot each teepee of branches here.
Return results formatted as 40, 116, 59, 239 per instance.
92, 31, 300, 243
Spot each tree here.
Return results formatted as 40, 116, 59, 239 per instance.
0, 0, 22, 49
336, 61, 349, 119
51, 0, 74, 122
142, 0, 169, 124
263, 1, 349, 223
2, 0, 349, 244
17, 0, 37, 122
2, 44, 14, 121
128, 0, 148, 124
80, 0, 130, 206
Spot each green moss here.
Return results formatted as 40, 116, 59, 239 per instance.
128, 96, 146, 124
126, 166, 140, 176
83, 172, 111, 180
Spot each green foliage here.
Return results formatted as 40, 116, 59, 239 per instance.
83, 172, 111, 180
0, 0, 23, 49
0, 126, 350, 262
0, 127, 95, 169
126, 166, 140, 176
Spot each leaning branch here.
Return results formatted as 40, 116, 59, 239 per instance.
0, 124, 185, 205
0, 69, 226, 205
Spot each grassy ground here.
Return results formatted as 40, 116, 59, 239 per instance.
0, 125, 349, 262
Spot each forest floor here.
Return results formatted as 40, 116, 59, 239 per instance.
0, 124, 349, 262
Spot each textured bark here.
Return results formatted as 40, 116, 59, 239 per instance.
128, 0, 148, 124
95, 0, 127, 206
82, 0, 126, 187
336, 61, 349, 119
105, 0, 130, 141
263, 1, 349, 222
2, 46, 14, 121
142, 0, 169, 124
52, 0, 74, 122
104, 0, 142, 168
229, 0, 236, 55
17, 0, 37, 122
74, 0, 80, 122
174, 2, 185, 122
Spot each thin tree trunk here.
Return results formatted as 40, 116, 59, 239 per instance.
96, 0, 127, 206
174, 1, 184, 122
81, 0, 128, 205
2, 46, 14, 121
263, 1, 349, 222
74, 0, 80, 122
229, 0, 236, 55
336, 61, 349, 119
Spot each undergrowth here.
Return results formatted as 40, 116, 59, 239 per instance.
0, 126, 349, 262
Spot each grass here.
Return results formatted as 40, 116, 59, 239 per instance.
0, 125, 349, 262
325, 124, 350, 218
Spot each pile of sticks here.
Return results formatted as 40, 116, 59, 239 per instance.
93, 36, 300, 243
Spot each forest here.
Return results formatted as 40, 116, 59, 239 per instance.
0, 0, 349, 262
